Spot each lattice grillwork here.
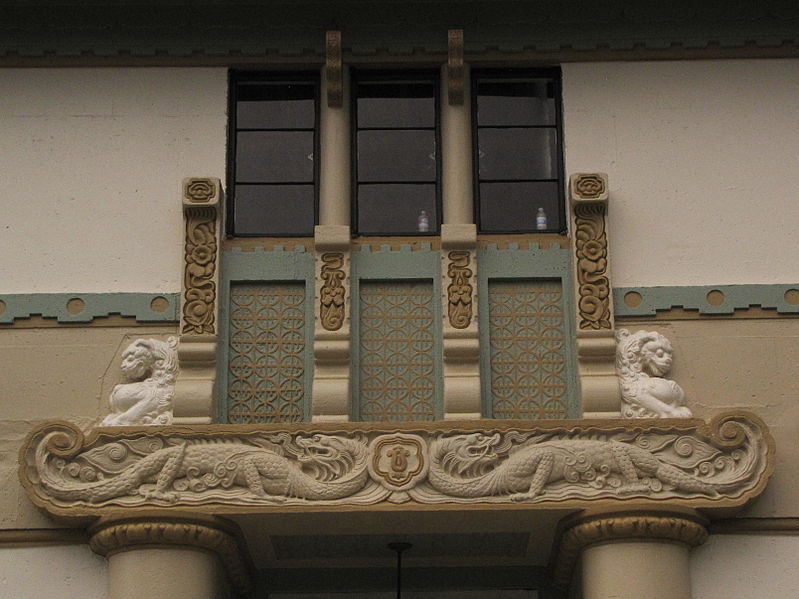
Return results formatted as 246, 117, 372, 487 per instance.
358, 281, 436, 421
227, 283, 306, 423
488, 280, 568, 419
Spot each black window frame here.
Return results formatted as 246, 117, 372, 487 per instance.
471, 67, 566, 234
226, 70, 321, 237
350, 69, 442, 236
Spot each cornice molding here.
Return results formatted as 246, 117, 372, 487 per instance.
89, 516, 252, 595
553, 511, 708, 588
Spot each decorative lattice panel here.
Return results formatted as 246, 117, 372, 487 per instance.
358, 281, 436, 421
487, 280, 568, 419
227, 283, 306, 423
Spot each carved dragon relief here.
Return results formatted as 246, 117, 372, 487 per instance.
20, 413, 772, 515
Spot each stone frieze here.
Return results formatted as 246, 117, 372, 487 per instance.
19, 412, 773, 516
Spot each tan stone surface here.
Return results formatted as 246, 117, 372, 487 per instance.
0, 325, 176, 529
620, 318, 799, 517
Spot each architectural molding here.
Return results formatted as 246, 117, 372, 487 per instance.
89, 515, 251, 595
20, 411, 774, 516
173, 178, 221, 424
0, 293, 179, 325
615, 284, 799, 318
569, 173, 619, 416
553, 511, 709, 589
709, 517, 799, 535
0, 528, 88, 547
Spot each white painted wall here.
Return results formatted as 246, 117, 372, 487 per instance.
0, 68, 227, 293
0, 544, 107, 599
563, 59, 799, 287
691, 534, 799, 598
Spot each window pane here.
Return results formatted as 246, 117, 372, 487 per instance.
357, 184, 437, 235
236, 82, 315, 129
478, 181, 560, 232
476, 79, 556, 127
358, 129, 436, 182
234, 184, 315, 235
357, 81, 435, 128
477, 128, 557, 181
236, 131, 314, 183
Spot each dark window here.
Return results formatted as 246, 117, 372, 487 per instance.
473, 70, 564, 233
228, 72, 319, 236
353, 72, 440, 235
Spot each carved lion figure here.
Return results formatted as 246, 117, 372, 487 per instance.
100, 337, 179, 426
616, 329, 692, 418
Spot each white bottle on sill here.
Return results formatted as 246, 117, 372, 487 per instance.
536, 207, 548, 230
417, 210, 430, 233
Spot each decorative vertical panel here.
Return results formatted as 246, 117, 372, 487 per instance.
227, 283, 306, 423
487, 280, 568, 419
358, 281, 436, 422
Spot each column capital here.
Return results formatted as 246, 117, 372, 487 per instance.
89, 514, 252, 596
553, 510, 708, 588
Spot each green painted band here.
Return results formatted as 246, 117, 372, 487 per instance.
614, 284, 799, 317
0, 293, 180, 324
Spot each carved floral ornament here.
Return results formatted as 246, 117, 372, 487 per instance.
20, 412, 773, 517
446, 250, 473, 329
319, 252, 346, 331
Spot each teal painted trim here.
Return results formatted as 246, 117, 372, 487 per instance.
218, 247, 315, 423
0, 293, 179, 324
350, 245, 443, 421
477, 245, 580, 419
613, 284, 799, 317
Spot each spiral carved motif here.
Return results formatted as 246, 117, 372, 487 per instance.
320, 252, 346, 331
446, 250, 473, 329
574, 203, 611, 330
183, 207, 217, 334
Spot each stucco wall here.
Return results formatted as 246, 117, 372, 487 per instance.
691, 534, 799, 598
0, 67, 227, 294
563, 59, 799, 287
0, 545, 107, 599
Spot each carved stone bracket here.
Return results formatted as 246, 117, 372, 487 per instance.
175, 177, 222, 424
553, 512, 709, 589
447, 29, 464, 105
569, 173, 619, 416
90, 516, 252, 595
20, 411, 774, 516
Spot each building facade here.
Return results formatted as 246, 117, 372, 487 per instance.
2, 2, 799, 598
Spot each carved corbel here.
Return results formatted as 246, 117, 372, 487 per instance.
570, 173, 620, 416
174, 177, 221, 424
447, 29, 464, 105
326, 31, 343, 108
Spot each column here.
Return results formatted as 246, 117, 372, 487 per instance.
555, 511, 708, 599
89, 515, 251, 599
312, 41, 352, 421
440, 55, 481, 420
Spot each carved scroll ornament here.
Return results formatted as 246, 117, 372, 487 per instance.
617, 329, 692, 418
20, 412, 773, 516
446, 250, 473, 329
574, 202, 611, 330
183, 207, 217, 334
320, 252, 346, 331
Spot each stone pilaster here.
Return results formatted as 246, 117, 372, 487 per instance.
174, 177, 222, 424
89, 514, 251, 599
569, 173, 620, 417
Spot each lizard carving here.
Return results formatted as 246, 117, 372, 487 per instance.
427, 420, 760, 501
34, 426, 370, 505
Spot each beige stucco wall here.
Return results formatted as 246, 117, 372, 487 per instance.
620, 318, 799, 518
0, 67, 227, 294
0, 325, 175, 528
0, 544, 107, 599
691, 534, 799, 598
563, 59, 799, 287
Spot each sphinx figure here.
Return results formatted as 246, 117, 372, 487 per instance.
101, 337, 179, 426
616, 329, 692, 418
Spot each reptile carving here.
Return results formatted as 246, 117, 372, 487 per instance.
32, 426, 370, 505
